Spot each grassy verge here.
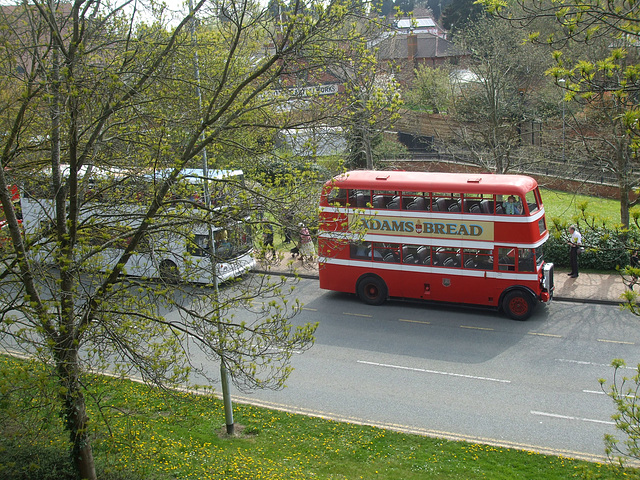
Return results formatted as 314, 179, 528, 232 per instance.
1, 355, 636, 480
540, 188, 637, 224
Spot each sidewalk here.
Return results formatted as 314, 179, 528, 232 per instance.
255, 256, 629, 306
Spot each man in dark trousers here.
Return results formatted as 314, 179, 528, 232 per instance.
567, 225, 582, 278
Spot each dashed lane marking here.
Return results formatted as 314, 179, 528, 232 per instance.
597, 338, 635, 345
531, 410, 615, 426
358, 360, 511, 384
399, 318, 431, 325
343, 312, 373, 318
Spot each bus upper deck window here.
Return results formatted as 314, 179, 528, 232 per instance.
525, 190, 540, 214
372, 191, 395, 209
327, 187, 347, 206
349, 190, 371, 208
462, 193, 486, 213
405, 193, 428, 211
500, 195, 523, 215
432, 193, 460, 212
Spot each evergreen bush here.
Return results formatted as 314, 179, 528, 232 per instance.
543, 219, 637, 271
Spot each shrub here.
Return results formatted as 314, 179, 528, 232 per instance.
544, 220, 634, 271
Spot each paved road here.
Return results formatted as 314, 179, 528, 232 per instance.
197, 277, 640, 462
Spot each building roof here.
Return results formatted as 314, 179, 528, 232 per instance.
376, 32, 466, 62
396, 18, 438, 30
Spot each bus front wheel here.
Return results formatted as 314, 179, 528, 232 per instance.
356, 276, 388, 306
502, 290, 534, 321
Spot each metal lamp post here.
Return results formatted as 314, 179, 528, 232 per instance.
559, 78, 566, 162
188, 0, 234, 435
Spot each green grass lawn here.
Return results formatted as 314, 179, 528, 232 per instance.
1, 356, 636, 480
541, 189, 635, 224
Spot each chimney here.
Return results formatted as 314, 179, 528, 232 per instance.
408, 34, 418, 63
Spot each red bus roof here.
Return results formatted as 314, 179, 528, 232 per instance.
326, 171, 539, 196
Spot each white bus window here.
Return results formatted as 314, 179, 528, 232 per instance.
188, 234, 211, 257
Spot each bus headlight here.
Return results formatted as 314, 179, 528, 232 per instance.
542, 263, 554, 292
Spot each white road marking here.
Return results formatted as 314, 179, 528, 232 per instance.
528, 332, 562, 338
399, 318, 431, 325
357, 360, 511, 383
583, 389, 606, 396
584, 389, 637, 400
597, 338, 635, 345
556, 358, 638, 370
531, 410, 615, 426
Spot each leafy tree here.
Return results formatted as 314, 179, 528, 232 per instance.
404, 64, 451, 113
450, 17, 552, 173
479, 0, 640, 226
0, 0, 379, 478
599, 359, 640, 466
331, 38, 403, 169
441, 0, 487, 33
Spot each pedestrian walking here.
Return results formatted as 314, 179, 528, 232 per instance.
262, 222, 276, 259
283, 211, 294, 244
298, 223, 315, 263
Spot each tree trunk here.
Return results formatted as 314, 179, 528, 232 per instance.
620, 182, 631, 228
57, 351, 97, 480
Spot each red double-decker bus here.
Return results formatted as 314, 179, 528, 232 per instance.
318, 170, 554, 320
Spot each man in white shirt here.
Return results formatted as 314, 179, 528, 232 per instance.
567, 225, 582, 278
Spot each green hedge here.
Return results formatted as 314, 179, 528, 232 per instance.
543, 220, 638, 271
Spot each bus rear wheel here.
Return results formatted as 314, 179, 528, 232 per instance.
502, 290, 534, 321
356, 275, 388, 306
159, 260, 180, 284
